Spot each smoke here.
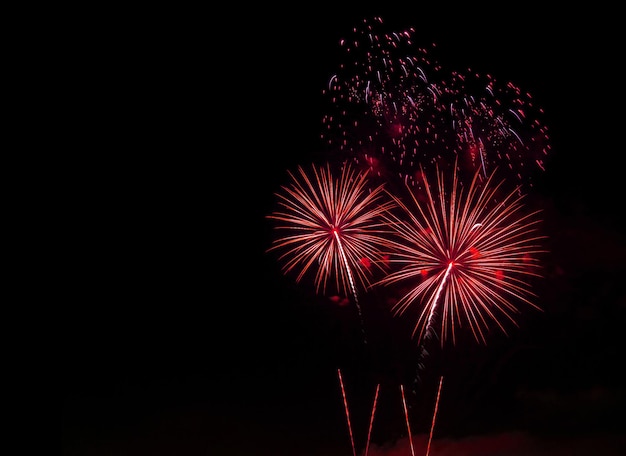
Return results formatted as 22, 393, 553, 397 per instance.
363, 430, 625, 456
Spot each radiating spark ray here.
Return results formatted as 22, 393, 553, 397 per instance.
333, 229, 367, 342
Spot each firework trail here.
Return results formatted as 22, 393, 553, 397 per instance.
400, 384, 416, 456
364, 383, 380, 456
378, 161, 546, 346
426, 376, 444, 456
266, 162, 396, 342
338, 369, 357, 456
321, 16, 551, 194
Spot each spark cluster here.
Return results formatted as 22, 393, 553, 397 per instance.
267, 16, 549, 347
320, 16, 551, 194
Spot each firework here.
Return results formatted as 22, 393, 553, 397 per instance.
426, 376, 444, 456
320, 17, 550, 193
400, 384, 416, 456
436, 69, 551, 191
364, 383, 380, 456
266, 162, 396, 311
321, 16, 446, 187
376, 162, 546, 345
338, 369, 357, 456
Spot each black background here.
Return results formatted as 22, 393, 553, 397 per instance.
64, 5, 625, 455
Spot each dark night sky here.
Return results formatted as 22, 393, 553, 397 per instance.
65, 6, 625, 456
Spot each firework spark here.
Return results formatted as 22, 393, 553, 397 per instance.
376, 162, 546, 346
321, 16, 550, 193
321, 16, 445, 186
266, 162, 396, 332
439, 69, 551, 191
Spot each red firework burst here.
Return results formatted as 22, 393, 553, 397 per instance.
320, 16, 551, 194
376, 162, 547, 345
266, 162, 396, 301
